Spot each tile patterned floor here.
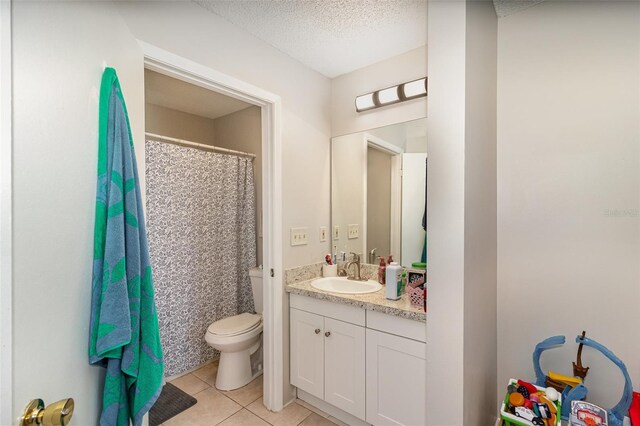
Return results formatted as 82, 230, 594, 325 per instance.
161, 360, 343, 426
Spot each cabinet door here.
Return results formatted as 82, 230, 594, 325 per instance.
290, 308, 325, 399
366, 329, 426, 426
324, 317, 366, 420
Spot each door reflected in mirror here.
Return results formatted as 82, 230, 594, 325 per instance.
331, 118, 427, 267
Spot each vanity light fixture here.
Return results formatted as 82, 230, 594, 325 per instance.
355, 92, 376, 112
355, 77, 427, 112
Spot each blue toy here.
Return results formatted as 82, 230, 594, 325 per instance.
532, 333, 633, 426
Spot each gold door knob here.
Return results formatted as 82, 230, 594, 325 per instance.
20, 398, 74, 426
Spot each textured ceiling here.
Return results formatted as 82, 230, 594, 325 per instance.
492, 0, 546, 18
145, 69, 252, 120
194, 0, 427, 78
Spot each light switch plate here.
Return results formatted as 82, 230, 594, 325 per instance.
290, 227, 309, 246
348, 224, 359, 239
333, 225, 340, 241
319, 226, 328, 242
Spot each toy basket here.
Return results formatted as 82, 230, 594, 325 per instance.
500, 378, 562, 426
407, 285, 425, 306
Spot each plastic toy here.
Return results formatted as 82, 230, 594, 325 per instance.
515, 407, 544, 425
532, 331, 633, 426
501, 378, 561, 426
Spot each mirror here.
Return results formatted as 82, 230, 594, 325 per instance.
331, 118, 427, 267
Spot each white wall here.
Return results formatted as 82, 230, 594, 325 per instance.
425, 3, 467, 423
331, 133, 366, 257
463, 2, 497, 424
12, 1, 144, 423
497, 1, 640, 407
145, 103, 217, 145
426, 2, 497, 424
331, 46, 427, 137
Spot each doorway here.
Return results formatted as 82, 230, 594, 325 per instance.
142, 43, 284, 411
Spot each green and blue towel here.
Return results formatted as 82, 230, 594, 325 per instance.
89, 67, 164, 426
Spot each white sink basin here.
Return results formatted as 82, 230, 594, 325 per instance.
311, 277, 382, 294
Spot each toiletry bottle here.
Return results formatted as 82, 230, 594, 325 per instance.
377, 257, 386, 285
423, 286, 427, 312
387, 255, 394, 264
401, 271, 407, 293
385, 262, 402, 301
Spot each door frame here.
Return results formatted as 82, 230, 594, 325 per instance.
0, 0, 12, 424
363, 133, 402, 264
140, 42, 285, 411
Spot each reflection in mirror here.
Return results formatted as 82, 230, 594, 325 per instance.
331, 118, 427, 267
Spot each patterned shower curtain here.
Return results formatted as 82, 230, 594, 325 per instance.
145, 139, 257, 377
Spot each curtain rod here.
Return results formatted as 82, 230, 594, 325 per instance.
145, 132, 256, 160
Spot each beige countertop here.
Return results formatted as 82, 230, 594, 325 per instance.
285, 278, 426, 322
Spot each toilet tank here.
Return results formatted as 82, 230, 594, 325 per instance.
249, 266, 263, 314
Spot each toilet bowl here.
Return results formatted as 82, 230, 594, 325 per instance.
205, 266, 264, 391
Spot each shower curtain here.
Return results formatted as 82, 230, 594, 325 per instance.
145, 139, 257, 377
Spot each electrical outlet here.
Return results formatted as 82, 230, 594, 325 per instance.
333, 225, 340, 241
319, 226, 328, 242
348, 224, 359, 239
290, 227, 308, 246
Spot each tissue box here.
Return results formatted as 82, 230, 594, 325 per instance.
407, 285, 425, 306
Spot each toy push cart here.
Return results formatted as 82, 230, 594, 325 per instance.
500, 378, 562, 426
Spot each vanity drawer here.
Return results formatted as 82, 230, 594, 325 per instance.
366, 310, 426, 342
290, 293, 365, 326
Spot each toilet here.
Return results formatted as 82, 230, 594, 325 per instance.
205, 266, 263, 391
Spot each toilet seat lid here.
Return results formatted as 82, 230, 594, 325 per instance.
207, 313, 262, 336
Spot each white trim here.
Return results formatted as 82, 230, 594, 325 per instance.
0, 0, 12, 423
140, 42, 284, 411
361, 135, 368, 259
389, 155, 402, 263
297, 390, 369, 426
364, 133, 403, 156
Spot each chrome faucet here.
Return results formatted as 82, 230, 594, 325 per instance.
368, 248, 377, 265
345, 252, 366, 281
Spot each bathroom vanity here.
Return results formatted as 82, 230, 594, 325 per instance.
286, 278, 426, 426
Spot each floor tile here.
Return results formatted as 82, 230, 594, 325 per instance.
221, 375, 263, 406
299, 413, 340, 426
170, 373, 209, 395
246, 399, 312, 426
327, 416, 348, 426
164, 387, 241, 426
192, 360, 219, 387
217, 409, 270, 426
295, 399, 330, 418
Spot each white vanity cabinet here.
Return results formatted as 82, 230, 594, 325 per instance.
290, 308, 325, 399
289, 293, 426, 426
290, 295, 367, 419
366, 329, 426, 426
324, 317, 366, 418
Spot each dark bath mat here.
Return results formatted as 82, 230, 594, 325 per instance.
150, 382, 197, 426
